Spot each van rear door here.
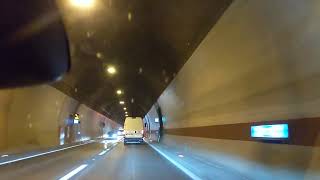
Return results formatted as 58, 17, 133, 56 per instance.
124, 117, 144, 143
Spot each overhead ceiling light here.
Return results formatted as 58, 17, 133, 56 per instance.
116, 89, 123, 95
123, 107, 127, 110
125, 114, 128, 117
125, 112, 128, 114
119, 101, 125, 105
107, 66, 116, 75
70, 0, 95, 8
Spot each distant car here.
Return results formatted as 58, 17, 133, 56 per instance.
104, 130, 118, 140
117, 128, 125, 137
124, 117, 144, 144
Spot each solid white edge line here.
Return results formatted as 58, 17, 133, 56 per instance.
148, 143, 201, 180
58, 164, 88, 180
0, 141, 93, 166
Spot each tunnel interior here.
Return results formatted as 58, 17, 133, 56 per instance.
53, 0, 232, 124
1, 0, 320, 180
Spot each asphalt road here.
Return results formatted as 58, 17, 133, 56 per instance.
0, 141, 190, 180
77, 143, 190, 180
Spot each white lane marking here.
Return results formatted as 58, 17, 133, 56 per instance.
98, 150, 107, 156
58, 164, 88, 180
0, 142, 93, 166
148, 143, 201, 180
1, 155, 8, 158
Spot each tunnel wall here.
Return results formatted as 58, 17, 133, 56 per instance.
146, 0, 320, 179
143, 105, 160, 141
77, 104, 119, 141
0, 85, 120, 153
0, 90, 13, 150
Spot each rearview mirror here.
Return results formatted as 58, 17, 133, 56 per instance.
0, 0, 70, 88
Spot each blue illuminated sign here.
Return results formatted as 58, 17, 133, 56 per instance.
251, 124, 289, 139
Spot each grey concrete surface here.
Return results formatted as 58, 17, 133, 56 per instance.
77, 143, 190, 180
144, 0, 320, 179
0, 85, 120, 153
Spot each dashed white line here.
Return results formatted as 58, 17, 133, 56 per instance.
58, 164, 88, 180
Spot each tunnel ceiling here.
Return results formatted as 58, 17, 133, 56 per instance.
53, 0, 232, 124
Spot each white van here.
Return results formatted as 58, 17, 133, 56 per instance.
124, 117, 144, 144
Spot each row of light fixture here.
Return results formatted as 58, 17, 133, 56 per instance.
104, 64, 127, 117
102, 42, 127, 118
107, 63, 128, 117
116, 88, 127, 117
70, 0, 128, 118
119, 99, 128, 117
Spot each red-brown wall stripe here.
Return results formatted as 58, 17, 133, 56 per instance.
164, 117, 320, 146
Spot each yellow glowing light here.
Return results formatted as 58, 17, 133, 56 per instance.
123, 107, 127, 110
119, 101, 125, 105
125, 111, 128, 114
107, 66, 117, 74
128, 12, 132, 21
74, 113, 80, 120
70, 0, 95, 8
96, 52, 103, 59
125, 114, 128, 117
116, 89, 123, 95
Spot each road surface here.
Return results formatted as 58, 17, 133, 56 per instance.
0, 141, 190, 180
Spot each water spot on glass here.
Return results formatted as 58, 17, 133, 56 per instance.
86, 32, 92, 38
128, 12, 132, 22
96, 52, 103, 59
165, 77, 169, 83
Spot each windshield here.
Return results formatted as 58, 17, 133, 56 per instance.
0, 1, 320, 180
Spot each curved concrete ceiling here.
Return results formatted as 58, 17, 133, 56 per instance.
53, 0, 232, 124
